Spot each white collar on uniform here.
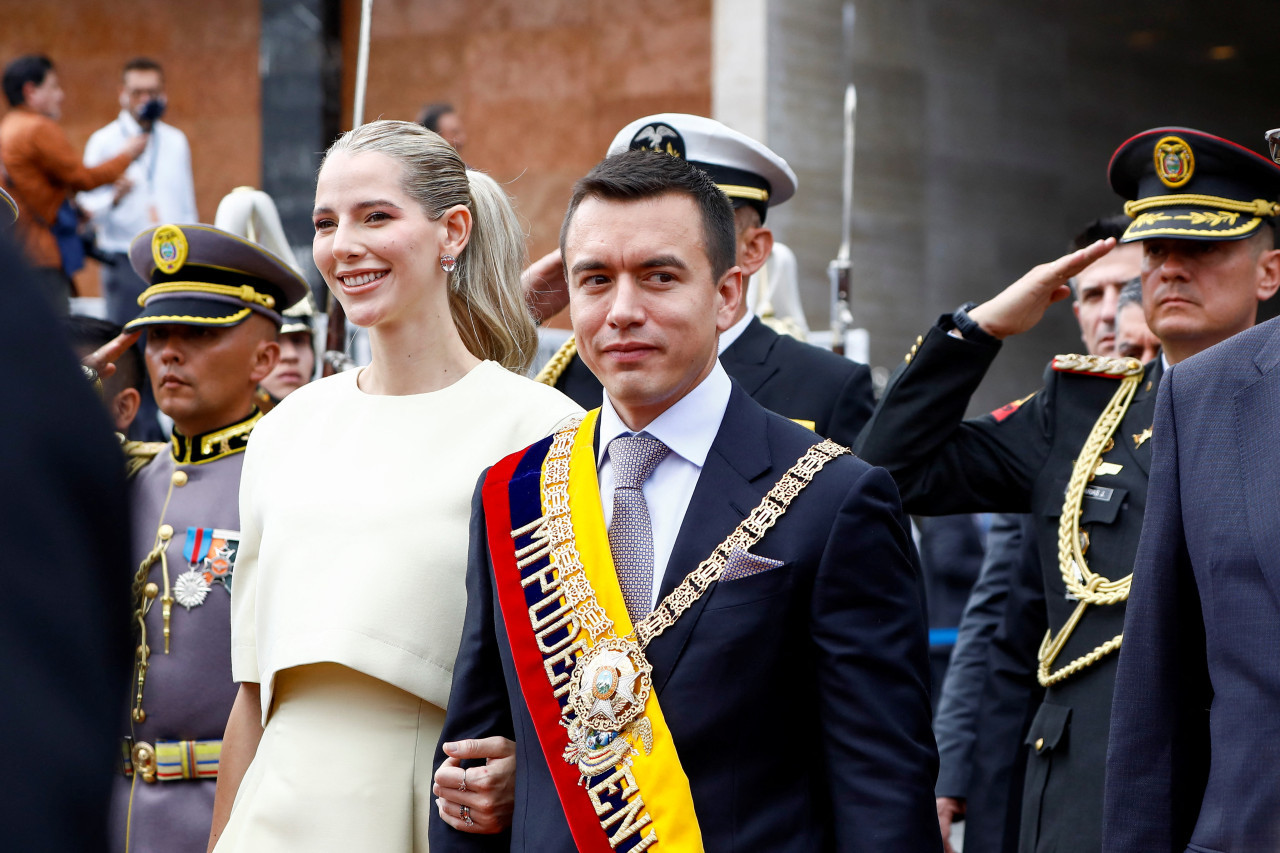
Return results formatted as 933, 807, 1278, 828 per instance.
717, 311, 754, 355
598, 360, 731, 469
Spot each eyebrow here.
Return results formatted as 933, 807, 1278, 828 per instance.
312, 199, 403, 217
568, 254, 689, 276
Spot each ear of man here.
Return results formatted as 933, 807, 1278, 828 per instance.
1252, 225, 1280, 303
110, 388, 141, 434
733, 207, 773, 279
244, 316, 282, 384
715, 265, 745, 333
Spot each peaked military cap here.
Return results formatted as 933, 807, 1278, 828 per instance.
125, 223, 309, 332
0, 186, 16, 225
1109, 127, 1280, 242
607, 113, 797, 222
279, 293, 316, 336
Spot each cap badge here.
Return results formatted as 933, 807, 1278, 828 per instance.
1154, 136, 1195, 189
151, 225, 189, 275
630, 123, 686, 160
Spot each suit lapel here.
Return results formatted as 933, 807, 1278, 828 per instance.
645, 387, 773, 693
1237, 324, 1280, 597
719, 317, 780, 396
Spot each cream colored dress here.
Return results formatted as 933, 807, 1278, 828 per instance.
216, 361, 581, 852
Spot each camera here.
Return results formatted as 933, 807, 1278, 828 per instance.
139, 98, 166, 126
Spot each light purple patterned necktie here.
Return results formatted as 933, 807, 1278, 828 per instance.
607, 434, 670, 625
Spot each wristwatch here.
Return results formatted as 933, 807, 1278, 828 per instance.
946, 302, 999, 346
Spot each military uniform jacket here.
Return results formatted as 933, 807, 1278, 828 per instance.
109, 417, 255, 853
856, 321, 1160, 853
554, 317, 874, 447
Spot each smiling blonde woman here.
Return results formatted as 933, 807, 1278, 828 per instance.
207, 120, 580, 852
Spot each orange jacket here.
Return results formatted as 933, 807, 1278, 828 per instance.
0, 106, 133, 269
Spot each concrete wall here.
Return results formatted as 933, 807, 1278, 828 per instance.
761, 0, 1280, 413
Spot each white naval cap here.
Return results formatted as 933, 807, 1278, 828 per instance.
606, 113, 797, 221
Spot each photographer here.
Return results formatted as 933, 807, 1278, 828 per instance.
80, 57, 197, 327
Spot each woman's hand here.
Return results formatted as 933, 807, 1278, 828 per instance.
433, 736, 516, 834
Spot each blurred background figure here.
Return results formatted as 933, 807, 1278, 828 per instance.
416, 101, 467, 153
80, 56, 198, 327
1114, 278, 1160, 363
66, 314, 143, 435
1, 54, 145, 312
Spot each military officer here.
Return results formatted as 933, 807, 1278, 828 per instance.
536, 112, 874, 447
105, 223, 307, 853
856, 127, 1280, 853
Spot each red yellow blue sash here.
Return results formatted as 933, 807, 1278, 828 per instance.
483, 410, 703, 851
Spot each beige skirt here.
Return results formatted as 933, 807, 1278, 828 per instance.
214, 662, 445, 852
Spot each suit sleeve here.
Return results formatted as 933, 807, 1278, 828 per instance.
855, 322, 1052, 516
934, 512, 1023, 798
429, 473, 515, 852
814, 464, 943, 852
824, 360, 874, 448
1102, 367, 1211, 853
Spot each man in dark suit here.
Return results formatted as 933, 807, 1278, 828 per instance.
0, 217, 134, 849
539, 112, 873, 448
432, 150, 939, 851
857, 127, 1280, 853
1102, 139, 1280, 852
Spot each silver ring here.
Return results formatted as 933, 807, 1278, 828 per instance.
459, 767, 468, 792
460, 804, 474, 826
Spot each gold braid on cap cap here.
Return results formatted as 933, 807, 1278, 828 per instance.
1124, 194, 1280, 218
717, 183, 769, 202
137, 282, 278, 309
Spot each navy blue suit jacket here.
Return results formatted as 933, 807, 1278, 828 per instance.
431, 385, 941, 852
1104, 319, 1280, 852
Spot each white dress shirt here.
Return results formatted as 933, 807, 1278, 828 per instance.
79, 111, 198, 253
718, 310, 754, 354
597, 361, 732, 607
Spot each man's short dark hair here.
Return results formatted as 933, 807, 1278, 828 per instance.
66, 315, 143, 394
560, 150, 737, 281
416, 102, 455, 132
3, 54, 54, 108
122, 57, 163, 78
1071, 214, 1131, 251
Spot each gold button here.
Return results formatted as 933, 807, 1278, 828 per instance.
916, 335, 924, 345
158, 524, 173, 541
171, 470, 188, 487
905, 353, 913, 363
132, 708, 146, 723
1035, 737, 1045, 752
143, 582, 160, 599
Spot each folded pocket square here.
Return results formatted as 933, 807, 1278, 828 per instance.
721, 546, 785, 581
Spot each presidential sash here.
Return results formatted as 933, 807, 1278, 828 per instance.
484, 412, 700, 851
484, 409, 848, 851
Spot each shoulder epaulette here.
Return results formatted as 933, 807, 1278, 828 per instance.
1051, 353, 1144, 378
123, 440, 167, 480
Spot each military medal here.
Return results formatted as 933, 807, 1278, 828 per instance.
173, 569, 211, 609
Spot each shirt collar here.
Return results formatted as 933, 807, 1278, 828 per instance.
717, 311, 754, 355
117, 109, 144, 133
598, 361, 732, 469
170, 408, 263, 465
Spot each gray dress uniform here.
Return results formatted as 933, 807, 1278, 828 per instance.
109, 415, 260, 853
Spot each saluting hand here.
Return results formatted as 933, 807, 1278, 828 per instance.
433, 736, 516, 834
522, 248, 569, 324
82, 329, 141, 380
968, 238, 1116, 339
